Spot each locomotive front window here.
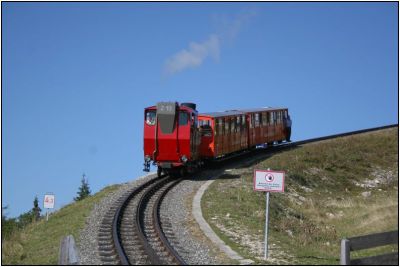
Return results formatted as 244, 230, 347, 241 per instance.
179, 112, 188, 125
146, 111, 156, 126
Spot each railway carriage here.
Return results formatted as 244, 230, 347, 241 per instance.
198, 107, 289, 159
198, 111, 248, 158
143, 102, 291, 176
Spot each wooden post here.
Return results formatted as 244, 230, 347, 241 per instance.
59, 235, 79, 265
340, 238, 350, 265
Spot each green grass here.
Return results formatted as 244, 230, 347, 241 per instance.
202, 128, 398, 265
2, 184, 120, 265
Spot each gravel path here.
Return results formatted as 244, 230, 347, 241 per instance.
160, 175, 221, 265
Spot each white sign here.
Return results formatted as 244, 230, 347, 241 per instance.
44, 194, 55, 209
253, 169, 285, 192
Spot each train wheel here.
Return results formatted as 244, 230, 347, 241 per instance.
157, 167, 162, 178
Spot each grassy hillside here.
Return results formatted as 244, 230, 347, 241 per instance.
2, 185, 120, 265
202, 128, 398, 265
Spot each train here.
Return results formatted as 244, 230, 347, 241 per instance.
143, 102, 291, 177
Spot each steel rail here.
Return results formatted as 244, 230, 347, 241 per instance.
135, 176, 171, 265
112, 175, 162, 265
153, 178, 187, 265
213, 124, 398, 166
292, 124, 398, 146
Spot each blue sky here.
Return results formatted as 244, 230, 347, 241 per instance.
2, 2, 398, 218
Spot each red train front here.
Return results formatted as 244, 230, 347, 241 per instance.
143, 102, 201, 176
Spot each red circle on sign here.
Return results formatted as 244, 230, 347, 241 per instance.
265, 173, 274, 182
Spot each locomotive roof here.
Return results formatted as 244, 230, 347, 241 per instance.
199, 107, 287, 118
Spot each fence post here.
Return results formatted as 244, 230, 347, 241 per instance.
340, 238, 350, 265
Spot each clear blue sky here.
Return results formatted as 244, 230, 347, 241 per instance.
2, 2, 398, 218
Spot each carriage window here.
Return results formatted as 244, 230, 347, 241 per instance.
242, 115, 246, 129
200, 120, 211, 127
277, 111, 282, 123
225, 118, 229, 134
284, 110, 288, 119
146, 111, 156, 126
262, 112, 267, 126
231, 118, 235, 132
255, 113, 260, 127
269, 112, 273, 125
179, 112, 188, 125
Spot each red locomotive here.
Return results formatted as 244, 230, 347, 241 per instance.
143, 102, 291, 177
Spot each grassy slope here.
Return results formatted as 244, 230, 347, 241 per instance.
202, 128, 398, 265
2, 184, 120, 265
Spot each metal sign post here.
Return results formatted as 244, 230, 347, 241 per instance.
43, 193, 55, 221
254, 168, 285, 260
264, 191, 270, 259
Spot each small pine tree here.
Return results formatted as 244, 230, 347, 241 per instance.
32, 196, 41, 221
74, 173, 91, 201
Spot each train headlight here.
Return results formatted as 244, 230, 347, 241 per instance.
181, 155, 188, 163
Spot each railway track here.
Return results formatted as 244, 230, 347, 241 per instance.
97, 124, 397, 265
98, 175, 186, 265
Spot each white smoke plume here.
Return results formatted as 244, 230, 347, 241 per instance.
163, 34, 220, 76
163, 9, 258, 76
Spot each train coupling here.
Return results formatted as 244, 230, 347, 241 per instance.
143, 155, 151, 172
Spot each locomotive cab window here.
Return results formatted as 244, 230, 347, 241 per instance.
179, 112, 189, 126
146, 111, 156, 126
